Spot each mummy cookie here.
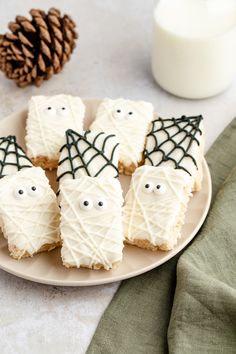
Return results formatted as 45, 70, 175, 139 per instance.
144, 115, 204, 191
57, 129, 119, 182
60, 176, 124, 270
0, 136, 60, 259
0, 167, 60, 259
25, 94, 85, 170
124, 166, 192, 251
90, 98, 154, 175
0, 135, 32, 177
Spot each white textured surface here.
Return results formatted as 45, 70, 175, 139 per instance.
0, 1, 236, 353
0, 275, 117, 354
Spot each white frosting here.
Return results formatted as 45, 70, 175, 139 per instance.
57, 130, 119, 182
60, 177, 124, 269
124, 166, 192, 249
0, 136, 32, 176
90, 98, 154, 167
25, 95, 85, 161
0, 167, 60, 256
145, 118, 204, 189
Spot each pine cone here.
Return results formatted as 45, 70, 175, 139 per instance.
0, 8, 78, 87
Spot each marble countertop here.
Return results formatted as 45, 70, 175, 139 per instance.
0, 1, 236, 353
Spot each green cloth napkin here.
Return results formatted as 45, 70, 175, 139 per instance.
87, 118, 236, 354
168, 164, 236, 353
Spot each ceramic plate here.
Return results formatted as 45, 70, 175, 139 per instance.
0, 99, 212, 286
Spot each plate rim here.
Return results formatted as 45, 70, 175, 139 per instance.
0, 104, 212, 286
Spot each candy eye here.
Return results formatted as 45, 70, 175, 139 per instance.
13, 187, 27, 200
95, 198, 108, 210
113, 109, 124, 119
27, 185, 44, 198
125, 111, 135, 119
79, 198, 93, 211
142, 182, 154, 194
44, 106, 56, 115
154, 183, 167, 195
57, 106, 70, 116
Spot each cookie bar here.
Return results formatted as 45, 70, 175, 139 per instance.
25, 94, 85, 170
60, 176, 124, 270
123, 166, 192, 251
90, 98, 154, 175
144, 115, 204, 191
0, 167, 60, 259
58, 127, 124, 270
57, 129, 119, 182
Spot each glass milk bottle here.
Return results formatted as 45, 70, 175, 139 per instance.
152, 0, 236, 99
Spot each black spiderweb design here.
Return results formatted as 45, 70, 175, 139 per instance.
57, 129, 119, 181
144, 115, 203, 176
0, 136, 32, 178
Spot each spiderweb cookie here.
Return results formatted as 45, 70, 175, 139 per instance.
0, 135, 32, 177
90, 98, 154, 175
144, 115, 204, 191
57, 129, 119, 182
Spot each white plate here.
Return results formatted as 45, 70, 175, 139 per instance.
0, 99, 212, 286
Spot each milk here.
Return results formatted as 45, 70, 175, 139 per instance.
152, 0, 236, 99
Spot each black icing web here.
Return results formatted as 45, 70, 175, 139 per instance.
0, 136, 32, 178
144, 115, 203, 175
57, 129, 119, 181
